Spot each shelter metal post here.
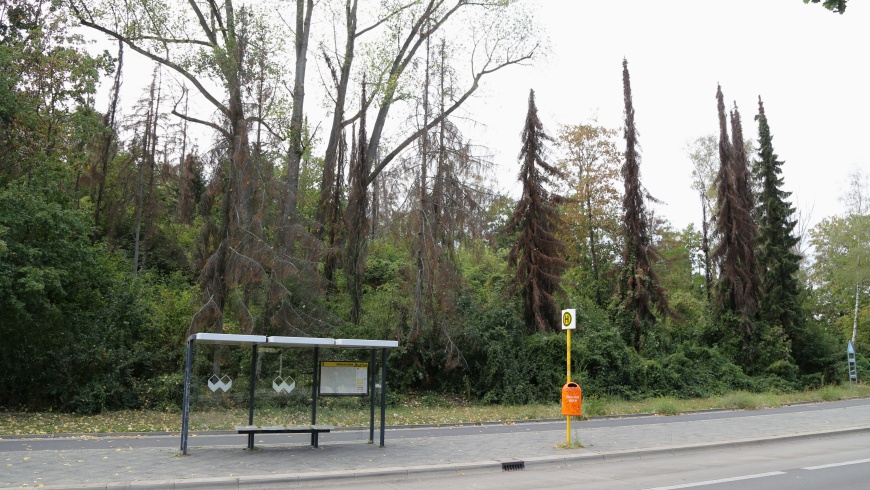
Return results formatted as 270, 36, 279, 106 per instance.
369, 349, 376, 443
180, 339, 193, 454
380, 347, 387, 447
311, 346, 319, 447
247, 344, 258, 449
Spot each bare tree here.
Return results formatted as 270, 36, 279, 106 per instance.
92, 39, 123, 237
364, 1, 540, 187
132, 67, 161, 275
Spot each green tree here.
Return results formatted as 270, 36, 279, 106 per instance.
810, 213, 870, 350
753, 97, 804, 347
1, 1, 111, 193
506, 89, 567, 334
811, 171, 870, 350
558, 120, 622, 307
0, 187, 154, 412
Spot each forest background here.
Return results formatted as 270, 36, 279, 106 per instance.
0, 0, 867, 415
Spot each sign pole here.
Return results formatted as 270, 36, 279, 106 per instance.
566, 327, 571, 444
561, 308, 576, 446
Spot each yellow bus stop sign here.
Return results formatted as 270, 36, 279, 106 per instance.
561, 309, 576, 330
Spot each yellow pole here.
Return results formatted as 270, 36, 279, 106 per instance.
566, 328, 571, 445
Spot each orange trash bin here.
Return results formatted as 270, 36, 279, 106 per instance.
561, 382, 582, 416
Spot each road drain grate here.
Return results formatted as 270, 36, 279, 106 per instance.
502, 461, 525, 472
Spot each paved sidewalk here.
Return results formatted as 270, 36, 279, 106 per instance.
2, 400, 869, 489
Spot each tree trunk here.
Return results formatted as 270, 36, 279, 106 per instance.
141, 72, 162, 272
94, 39, 123, 236
316, 0, 357, 239
413, 32, 431, 339
371, 172, 379, 238
434, 38, 446, 248
176, 91, 191, 224
853, 255, 861, 348
132, 72, 157, 275
700, 192, 712, 301
284, 0, 314, 225
323, 130, 346, 290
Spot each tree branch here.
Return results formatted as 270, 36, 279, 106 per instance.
355, 0, 421, 39
71, 9, 229, 117
187, 0, 218, 45
208, 0, 229, 45
128, 35, 213, 47
367, 48, 535, 186
341, 86, 378, 128
172, 108, 230, 140
248, 116, 282, 141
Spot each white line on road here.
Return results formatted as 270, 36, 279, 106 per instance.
644, 472, 786, 489
803, 458, 870, 470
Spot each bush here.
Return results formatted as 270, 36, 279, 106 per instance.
641, 344, 752, 399
0, 188, 196, 413
573, 328, 643, 400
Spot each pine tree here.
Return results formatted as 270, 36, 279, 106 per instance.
619, 59, 671, 352
713, 85, 760, 360
754, 97, 803, 342
506, 89, 568, 334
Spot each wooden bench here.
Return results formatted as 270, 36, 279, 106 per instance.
235, 424, 334, 448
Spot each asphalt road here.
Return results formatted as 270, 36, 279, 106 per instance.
322, 431, 870, 489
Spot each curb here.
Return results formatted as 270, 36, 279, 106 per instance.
37, 425, 870, 489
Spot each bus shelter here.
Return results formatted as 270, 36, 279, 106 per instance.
179, 333, 398, 455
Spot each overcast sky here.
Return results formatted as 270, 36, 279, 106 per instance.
465, 0, 868, 232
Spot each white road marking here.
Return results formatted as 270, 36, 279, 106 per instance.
803, 458, 870, 470
645, 472, 786, 489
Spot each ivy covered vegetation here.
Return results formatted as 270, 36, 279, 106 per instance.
0, 2, 866, 415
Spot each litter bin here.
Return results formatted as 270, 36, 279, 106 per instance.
561, 382, 582, 416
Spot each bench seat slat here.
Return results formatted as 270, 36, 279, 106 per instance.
234, 425, 333, 434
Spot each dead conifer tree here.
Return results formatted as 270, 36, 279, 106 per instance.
345, 82, 369, 325
618, 59, 672, 352
713, 85, 761, 361
506, 89, 568, 334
